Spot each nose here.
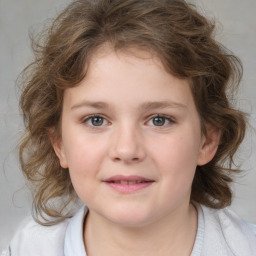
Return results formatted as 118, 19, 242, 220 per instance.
109, 124, 146, 163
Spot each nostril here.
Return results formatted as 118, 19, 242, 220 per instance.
113, 157, 121, 162
112, 156, 140, 163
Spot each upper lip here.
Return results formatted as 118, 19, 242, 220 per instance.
103, 175, 154, 183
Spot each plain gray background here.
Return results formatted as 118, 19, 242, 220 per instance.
0, 0, 256, 250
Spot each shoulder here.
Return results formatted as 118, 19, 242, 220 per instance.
4, 216, 70, 256
199, 204, 256, 255
245, 221, 256, 236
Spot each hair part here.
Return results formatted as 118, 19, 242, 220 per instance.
19, 0, 246, 224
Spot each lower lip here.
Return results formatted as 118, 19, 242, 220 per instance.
104, 182, 154, 193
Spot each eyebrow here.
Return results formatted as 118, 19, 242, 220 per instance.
71, 101, 109, 110
71, 100, 187, 111
140, 101, 187, 111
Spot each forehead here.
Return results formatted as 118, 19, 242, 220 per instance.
63, 46, 198, 119
83, 45, 186, 89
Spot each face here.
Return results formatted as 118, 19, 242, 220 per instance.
53, 46, 219, 227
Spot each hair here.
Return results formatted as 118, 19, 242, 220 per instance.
19, 0, 246, 224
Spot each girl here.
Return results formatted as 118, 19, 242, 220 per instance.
2, 0, 256, 255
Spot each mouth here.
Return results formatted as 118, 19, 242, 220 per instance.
103, 175, 155, 193
107, 180, 152, 184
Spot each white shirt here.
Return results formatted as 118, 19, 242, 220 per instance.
2, 204, 256, 256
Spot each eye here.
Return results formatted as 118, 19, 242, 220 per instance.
147, 115, 174, 127
83, 115, 108, 127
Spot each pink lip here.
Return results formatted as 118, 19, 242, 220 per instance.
103, 175, 155, 193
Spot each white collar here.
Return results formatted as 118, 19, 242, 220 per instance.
63, 205, 204, 256
63, 204, 256, 256
64, 206, 88, 256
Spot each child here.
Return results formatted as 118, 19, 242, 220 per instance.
2, 0, 256, 255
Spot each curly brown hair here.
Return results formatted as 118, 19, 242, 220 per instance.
19, 0, 246, 224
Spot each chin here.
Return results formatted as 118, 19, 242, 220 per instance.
105, 208, 155, 228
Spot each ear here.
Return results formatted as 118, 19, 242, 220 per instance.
197, 124, 221, 166
48, 129, 68, 169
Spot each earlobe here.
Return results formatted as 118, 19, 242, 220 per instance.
197, 125, 221, 166
48, 130, 69, 169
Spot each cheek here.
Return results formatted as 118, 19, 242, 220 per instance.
149, 132, 201, 178
67, 140, 105, 172
63, 135, 107, 185
65, 141, 104, 203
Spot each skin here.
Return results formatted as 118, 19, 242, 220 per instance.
53, 46, 220, 255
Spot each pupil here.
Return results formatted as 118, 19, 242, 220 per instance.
153, 117, 165, 126
92, 117, 103, 126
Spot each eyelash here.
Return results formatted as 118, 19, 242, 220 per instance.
146, 114, 175, 127
81, 114, 175, 128
82, 114, 110, 127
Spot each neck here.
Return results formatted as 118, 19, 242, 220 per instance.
84, 203, 198, 256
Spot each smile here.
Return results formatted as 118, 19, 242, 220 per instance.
103, 175, 155, 193
109, 180, 152, 184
